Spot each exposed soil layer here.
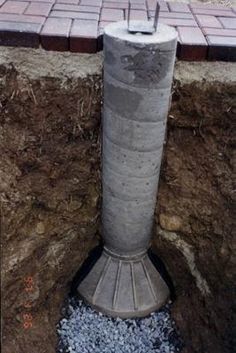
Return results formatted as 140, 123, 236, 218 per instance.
155, 78, 236, 353
1, 52, 102, 353
0, 48, 235, 353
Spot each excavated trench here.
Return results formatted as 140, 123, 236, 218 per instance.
1, 47, 235, 353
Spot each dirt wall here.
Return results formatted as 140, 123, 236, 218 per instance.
0, 47, 235, 353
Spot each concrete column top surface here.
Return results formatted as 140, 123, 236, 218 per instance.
104, 21, 177, 45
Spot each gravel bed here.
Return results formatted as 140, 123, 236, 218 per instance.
57, 297, 183, 353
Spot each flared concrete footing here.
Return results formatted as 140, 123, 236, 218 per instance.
78, 249, 169, 318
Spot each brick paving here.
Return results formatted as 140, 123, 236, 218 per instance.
0, 0, 235, 61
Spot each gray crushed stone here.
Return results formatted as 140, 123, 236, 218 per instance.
57, 297, 183, 353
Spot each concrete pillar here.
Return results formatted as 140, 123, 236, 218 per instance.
78, 20, 177, 318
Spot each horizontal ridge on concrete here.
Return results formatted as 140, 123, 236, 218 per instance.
0, 0, 235, 61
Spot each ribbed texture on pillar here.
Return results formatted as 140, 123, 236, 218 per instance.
102, 21, 177, 256
78, 251, 169, 318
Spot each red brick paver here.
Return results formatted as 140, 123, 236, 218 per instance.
0, 1, 28, 14
191, 8, 235, 17
202, 27, 236, 37
25, 2, 52, 16
41, 17, 72, 51
0, 13, 45, 23
70, 19, 98, 52
219, 17, 236, 29
177, 26, 207, 60
0, 0, 235, 61
168, 2, 191, 14
207, 35, 236, 61
160, 17, 198, 27
101, 8, 124, 21
0, 20, 41, 47
159, 11, 194, 19
195, 14, 223, 28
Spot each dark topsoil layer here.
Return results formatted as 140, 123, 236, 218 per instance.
0, 57, 235, 353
